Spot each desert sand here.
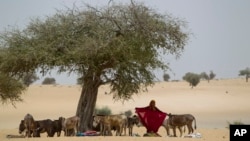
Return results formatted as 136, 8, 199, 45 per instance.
1, 78, 250, 141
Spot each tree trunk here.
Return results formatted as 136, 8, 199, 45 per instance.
76, 77, 101, 132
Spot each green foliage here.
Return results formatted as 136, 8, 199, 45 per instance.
95, 106, 112, 115
200, 72, 209, 82
239, 67, 250, 82
0, 73, 26, 107
226, 120, 245, 129
42, 77, 56, 85
200, 71, 216, 83
163, 73, 170, 82
183, 72, 200, 88
209, 70, 216, 80
22, 72, 39, 86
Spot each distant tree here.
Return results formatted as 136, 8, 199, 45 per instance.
163, 73, 170, 82
22, 72, 39, 86
200, 72, 209, 82
183, 72, 200, 88
42, 77, 56, 85
239, 67, 250, 82
200, 71, 216, 83
209, 70, 216, 80
95, 106, 112, 115
124, 110, 133, 117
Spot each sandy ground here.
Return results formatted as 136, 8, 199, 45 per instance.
1, 78, 249, 141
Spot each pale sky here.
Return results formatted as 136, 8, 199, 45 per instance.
1, 0, 250, 84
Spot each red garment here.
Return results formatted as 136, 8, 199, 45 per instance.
135, 107, 167, 133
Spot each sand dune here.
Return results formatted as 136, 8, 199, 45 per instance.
1, 78, 249, 141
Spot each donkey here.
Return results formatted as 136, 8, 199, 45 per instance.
165, 113, 196, 137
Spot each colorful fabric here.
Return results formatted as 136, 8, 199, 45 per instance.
135, 107, 167, 133
76, 130, 100, 136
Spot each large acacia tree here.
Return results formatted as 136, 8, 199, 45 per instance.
0, 1, 189, 131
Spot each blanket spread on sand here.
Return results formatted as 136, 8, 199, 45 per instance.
135, 107, 167, 133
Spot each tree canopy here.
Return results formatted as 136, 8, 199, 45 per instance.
0, 1, 190, 131
22, 72, 39, 86
200, 72, 209, 82
163, 73, 170, 82
209, 71, 216, 80
200, 71, 216, 83
183, 72, 200, 88
0, 73, 25, 107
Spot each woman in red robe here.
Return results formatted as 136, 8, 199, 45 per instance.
135, 100, 167, 135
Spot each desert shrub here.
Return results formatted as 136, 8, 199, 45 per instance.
42, 77, 56, 85
226, 120, 245, 129
163, 73, 170, 82
95, 106, 112, 115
